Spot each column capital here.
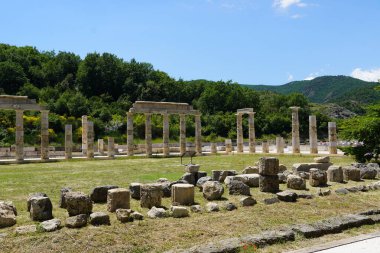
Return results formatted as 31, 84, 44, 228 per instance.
40, 109, 49, 113
290, 106, 300, 111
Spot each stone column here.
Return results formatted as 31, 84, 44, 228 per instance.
81, 115, 88, 155
290, 107, 300, 154
309, 115, 318, 154
210, 143, 217, 154
15, 109, 24, 161
40, 110, 49, 160
127, 112, 134, 156
162, 113, 170, 157
236, 113, 243, 153
179, 114, 186, 155
276, 137, 284, 154
98, 139, 105, 156
195, 114, 202, 155
225, 139, 232, 154
262, 141, 269, 154
108, 137, 115, 158
87, 121, 94, 158
248, 112, 256, 153
328, 122, 337, 154
65, 124, 72, 159
145, 113, 152, 157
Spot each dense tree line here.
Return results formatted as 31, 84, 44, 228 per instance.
0, 43, 331, 146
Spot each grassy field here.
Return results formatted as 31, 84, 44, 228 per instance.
0, 154, 379, 253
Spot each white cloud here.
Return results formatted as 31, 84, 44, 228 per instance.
287, 73, 294, 81
351, 68, 380, 82
304, 72, 319, 80
291, 14, 303, 19
273, 0, 307, 10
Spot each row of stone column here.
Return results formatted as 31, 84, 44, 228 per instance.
127, 112, 202, 157
291, 107, 337, 155
65, 123, 115, 159
15, 109, 49, 161
236, 112, 256, 153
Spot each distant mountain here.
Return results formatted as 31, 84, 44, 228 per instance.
245, 75, 380, 104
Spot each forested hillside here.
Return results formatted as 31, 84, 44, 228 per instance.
0, 44, 330, 146
248, 76, 380, 104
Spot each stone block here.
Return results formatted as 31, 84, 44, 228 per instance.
287, 175, 306, 190
59, 188, 72, 208
89, 212, 110, 226
147, 206, 167, 218
277, 191, 298, 202
65, 192, 93, 216
107, 188, 130, 212
234, 174, 260, 187
27, 192, 47, 211
327, 166, 344, 183
181, 172, 196, 185
227, 180, 251, 196
65, 214, 87, 228
240, 196, 257, 207
205, 202, 219, 212
212, 170, 237, 182
0, 201, 17, 228
259, 175, 279, 193
293, 163, 333, 173
90, 185, 118, 203
196, 176, 212, 190
171, 206, 189, 218
171, 183, 194, 205
258, 157, 279, 176
242, 166, 259, 174
202, 181, 224, 200
29, 196, 53, 221
309, 168, 327, 187
185, 164, 200, 173
314, 156, 330, 163
115, 209, 133, 223
40, 219, 61, 232
140, 184, 162, 208
343, 166, 361, 181
129, 183, 142, 200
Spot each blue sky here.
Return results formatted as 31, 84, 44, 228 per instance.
1, 0, 380, 85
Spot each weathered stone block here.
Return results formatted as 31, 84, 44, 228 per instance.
27, 193, 47, 211
0, 201, 17, 228
327, 166, 344, 183
205, 202, 219, 212
314, 156, 330, 163
234, 174, 260, 187
147, 206, 167, 218
287, 175, 306, 190
115, 209, 133, 223
242, 166, 258, 174
29, 196, 53, 221
107, 188, 130, 212
277, 191, 297, 202
65, 192, 93, 216
293, 163, 333, 173
129, 183, 142, 200
90, 185, 118, 203
140, 184, 162, 208
171, 183, 194, 205
89, 212, 110, 226
259, 175, 279, 193
185, 164, 200, 173
202, 181, 224, 200
59, 188, 72, 208
196, 176, 212, 190
40, 219, 61, 232
309, 168, 327, 187
343, 166, 361, 181
171, 206, 189, 218
227, 180, 251, 196
240, 196, 257, 207
212, 170, 237, 182
65, 214, 87, 228
258, 157, 279, 176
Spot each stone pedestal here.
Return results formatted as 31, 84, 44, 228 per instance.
65, 125, 72, 159
237, 113, 243, 153
107, 188, 130, 212
290, 107, 300, 154
171, 184, 194, 205
98, 139, 105, 155
108, 137, 115, 158
145, 113, 152, 157
40, 110, 49, 160
309, 115, 318, 154
211, 143, 217, 154
259, 157, 280, 193
328, 122, 337, 154
87, 121, 94, 158
15, 109, 24, 161
140, 184, 162, 208
343, 166, 361, 181
195, 114, 202, 155
179, 114, 186, 155
162, 113, 169, 157
127, 112, 134, 156
262, 141, 269, 154
225, 139, 232, 154
29, 196, 53, 221
276, 137, 284, 154
309, 168, 327, 187
327, 166, 343, 183
248, 112, 256, 153
81, 115, 88, 155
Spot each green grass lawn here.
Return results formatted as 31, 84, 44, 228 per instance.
1, 154, 379, 253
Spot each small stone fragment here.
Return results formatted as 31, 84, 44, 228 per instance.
277, 191, 297, 202
89, 212, 110, 226
202, 181, 224, 200
115, 209, 133, 223
15, 225, 37, 234
130, 211, 144, 220
65, 214, 87, 228
240, 196, 257, 207
205, 202, 219, 212
39, 219, 61, 232
171, 206, 189, 218
147, 206, 167, 218
190, 205, 203, 213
